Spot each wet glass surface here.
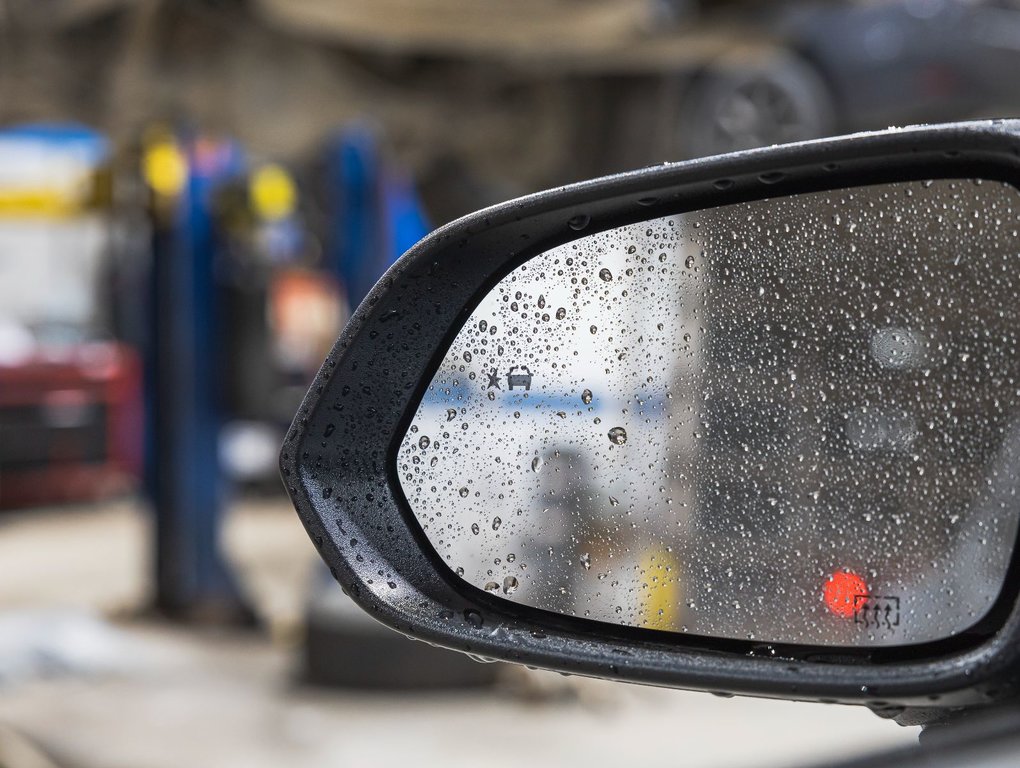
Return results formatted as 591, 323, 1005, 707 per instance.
398, 179, 1020, 647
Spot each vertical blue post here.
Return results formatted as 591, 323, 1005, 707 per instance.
146, 136, 252, 621
323, 125, 429, 306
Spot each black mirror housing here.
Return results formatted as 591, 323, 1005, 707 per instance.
281, 120, 1020, 725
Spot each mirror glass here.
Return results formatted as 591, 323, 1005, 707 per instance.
398, 179, 1020, 648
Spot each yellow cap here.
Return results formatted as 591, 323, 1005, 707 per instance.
250, 163, 297, 222
143, 140, 188, 198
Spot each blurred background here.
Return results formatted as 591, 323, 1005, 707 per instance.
2, 0, 1020, 765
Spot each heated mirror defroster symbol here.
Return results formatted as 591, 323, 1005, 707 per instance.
854, 595, 900, 630
507, 366, 533, 391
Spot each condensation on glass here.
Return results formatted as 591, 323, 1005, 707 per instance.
397, 179, 1020, 648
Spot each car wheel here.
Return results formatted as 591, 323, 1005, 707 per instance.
677, 51, 834, 159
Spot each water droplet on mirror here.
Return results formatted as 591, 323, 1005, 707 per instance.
608, 427, 628, 445
685, 254, 696, 269
531, 456, 544, 473
581, 389, 593, 405
484, 581, 500, 593
459, 487, 469, 498
599, 268, 613, 282
580, 552, 592, 571
568, 214, 590, 231
471, 523, 480, 535
418, 436, 430, 450
446, 408, 457, 422
609, 496, 619, 507
503, 576, 519, 595
492, 517, 502, 531
555, 307, 566, 320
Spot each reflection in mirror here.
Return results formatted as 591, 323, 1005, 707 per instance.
398, 180, 1020, 648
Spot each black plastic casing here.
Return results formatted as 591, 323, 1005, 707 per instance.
282, 120, 1020, 725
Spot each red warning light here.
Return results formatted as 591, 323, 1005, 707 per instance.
824, 570, 868, 618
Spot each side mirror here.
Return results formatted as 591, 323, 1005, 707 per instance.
282, 121, 1020, 726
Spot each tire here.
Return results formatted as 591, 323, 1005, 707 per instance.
676, 50, 835, 160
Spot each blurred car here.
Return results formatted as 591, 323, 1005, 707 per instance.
661, 0, 1019, 159
0, 326, 141, 509
258, 0, 1020, 177
0, 124, 142, 509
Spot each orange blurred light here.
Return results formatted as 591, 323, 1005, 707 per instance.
824, 570, 868, 618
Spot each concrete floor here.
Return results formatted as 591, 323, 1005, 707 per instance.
0, 498, 919, 768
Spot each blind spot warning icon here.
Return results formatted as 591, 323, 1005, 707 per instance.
507, 366, 533, 391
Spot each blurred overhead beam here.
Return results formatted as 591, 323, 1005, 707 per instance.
252, 0, 761, 72
254, 0, 652, 58
0, 0, 145, 29
250, 0, 767, 72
